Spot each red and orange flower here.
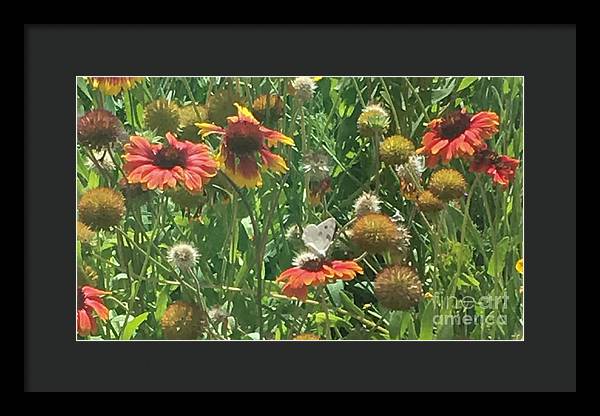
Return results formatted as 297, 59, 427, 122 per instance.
77, 285, 110, 337
417, 109, 499, 167
87, 77, 144, 96
197, 103, 294, 188
276, 252, 363, 301
123, 132, 218, 192
469, 149, 520, 188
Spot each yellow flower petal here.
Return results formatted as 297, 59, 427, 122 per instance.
516, 258, 524, 274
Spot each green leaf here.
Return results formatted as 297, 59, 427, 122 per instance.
457, 77, 478, 92
154, 287, 170, 321
77, 77, 93, 102
419, 302, 434, 340
487, 236, 511, 278
240, 216, 255, 240
314, 312, 346, 327
87, 170, 100, 189
431, 79, 456, 103
326, 280, 345, 307
338, 291, 364, 319
388, 311, 403, 340
121, 312, 149, 340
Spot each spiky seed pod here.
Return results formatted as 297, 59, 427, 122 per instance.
160, 301, 205, 340
208, 306, 229, 324
357, 104, 390, 138
78, 187, 125, 230
395, 222, 412, 253
350, 213, 402, 254
178, 104, 208, 142
77, 265, 99, 286
252, 94, 284, 122
428, 168, 467, 201
379, 135, 416, 166
206, 89, 245, 126
144, 99, 180, 136
168, 188, 206, 210
167, 243, 198, 270
416, 190, 445, 213
76, 221, 95, 244
77, 109, 126, 150
290, 77, 316, 103
374, 265, 423, 311
353, 192, 382, 217
293, 333, 320, 340
301, 150, 331, 182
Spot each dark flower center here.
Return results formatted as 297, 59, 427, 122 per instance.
301, 259, 329, 272
155, 146, 187, 169
227, 134, 263, 155
439, 111, 471, 140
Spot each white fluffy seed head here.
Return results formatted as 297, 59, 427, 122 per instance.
167, 243, 198, 270
291, 77, 316, 103
397, 155, 426, 179
353, 192, 382, 217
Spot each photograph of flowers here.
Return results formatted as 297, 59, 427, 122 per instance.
76, 76, 523, 341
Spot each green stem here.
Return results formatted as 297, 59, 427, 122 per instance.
404, 77, 431, 122
352, 77, 367, 107
379, 77, 401, 134
181, 77, 202, 120
318, 286, 332, 340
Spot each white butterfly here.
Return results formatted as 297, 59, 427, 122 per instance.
302, 218, 337, 258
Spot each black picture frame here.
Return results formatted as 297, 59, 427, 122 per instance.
24, 24, 576, 392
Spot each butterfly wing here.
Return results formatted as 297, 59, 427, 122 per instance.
302, 218, 336, 257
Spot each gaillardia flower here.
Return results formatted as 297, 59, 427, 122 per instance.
469, 150, 520, 188
417, 109, 499, 167
353, 192, 382, 217
374, 265, 423, 311
77, 285, 110, 337
167, 243, 198, 270
416, 190, 444, 213
78, 187, 125, 230
379, 135, 416, 166
87, 76, 143, 96
357, 103, 390, 138
350, 213, 405, 254
276, 252, 363, 301
144, 99, 180, 137
178, 104, 207, 141
78, 109, 126, 150
160, 301, 205, 340
197, 103, 294, 188
252, 94, 284, 122
123, 132, 218, 192
428, 168, 467, 201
